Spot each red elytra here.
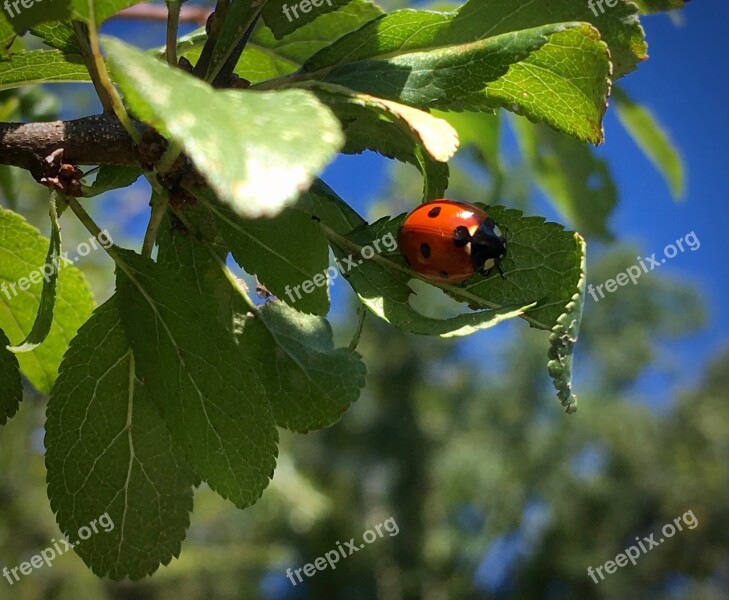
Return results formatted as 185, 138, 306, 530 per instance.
398, 200, 507, 284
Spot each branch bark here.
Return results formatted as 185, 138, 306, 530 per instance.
116, 4, 211, 25
0, 115, 141, 179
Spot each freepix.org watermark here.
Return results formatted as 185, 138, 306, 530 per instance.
3, 512, 115, 586
587, 509, 698, 584
286, 516, 399, 586
588, 231, 700, 303
284, 232, 398, 305
281, 0, 333, 22
1, 230, 113, 302
588, 0, 621, 17
2, 0, 51, 25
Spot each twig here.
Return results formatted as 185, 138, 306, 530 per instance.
115, 3, 211, 25
83, 17, 142, 144
192, 0, 229, 78
165, 0, 182, 66
348, 304, 367, 352
72, 22, 115, 113
209, 10, 262, 86
142, 191, 169, 257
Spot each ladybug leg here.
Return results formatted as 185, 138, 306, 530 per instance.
477, 264, 506, 280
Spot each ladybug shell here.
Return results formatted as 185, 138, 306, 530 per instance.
398, 200, 505, 284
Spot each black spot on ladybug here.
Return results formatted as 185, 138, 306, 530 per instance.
452, 226, 471, 248
427, 206, 441, 218
439, 270, 449, 279
420, 243, 431, 259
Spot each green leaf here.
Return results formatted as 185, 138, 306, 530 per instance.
8, 193, 62, 353
310, 84, 456, 200
82, 165, 142, 197
262, 0, 368, 40
201, 193, 331, 315
317, 23, 578, 111
294, 0, 644, 140
156, 205, 240, 331
547, 234, 586, 413
0, 50, 89, 92
315, 84, 458, 162
613, 87, 684, 199
156, 204, 364, 431
103, 36, 343, 219
175, 0, 387, 84
241, 0, 383, 82
0, 0, 71, 33
242, 301, 367, 431
0, 19, 14, 56
302, 0, 645, 79
30, 22, 81, 53
300, 9, 451, 73
310, 182, 532, 337
114, 248, 278, 508
475, 25, 610, 144
453, 206, 585, 331
2, 0, 151, 31
46, 297, 195, 580
0, 326, 22, 425
454, 0, 645, 79
513, 119, 616, 239
0, 207, 95, 394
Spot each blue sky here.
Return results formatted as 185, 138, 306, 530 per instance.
592, 0, 729, 399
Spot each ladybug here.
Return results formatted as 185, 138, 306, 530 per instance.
398, 200, 507, 284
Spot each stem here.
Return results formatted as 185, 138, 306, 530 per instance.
208, 9, 262, 86
84, 19, 142, 145
156, 141, 183, 174
72, 22, 115, 113
65, 197, 133, 273
165, 0, 182, 66
348, 304, 367, 352
68, 197, 166, 311
317, 221, 548, 330
192, 0, 229, 78
142, 192, 169, 258
251, 68, 324, 91
66, 197, 104, 240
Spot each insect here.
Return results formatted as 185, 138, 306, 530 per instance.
398, 200, 507, 284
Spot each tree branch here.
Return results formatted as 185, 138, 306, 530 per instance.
116, 3, 211, 25
0, 115, 141, 179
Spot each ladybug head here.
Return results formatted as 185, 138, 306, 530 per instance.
471, 218, 507, 276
